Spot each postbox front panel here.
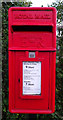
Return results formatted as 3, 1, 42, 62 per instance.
9, 51, 50, 111
9, 7, 56, 114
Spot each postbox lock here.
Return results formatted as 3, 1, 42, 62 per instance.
29, 52, 35, 58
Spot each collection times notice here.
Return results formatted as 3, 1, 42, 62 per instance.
23, 62, 41, 95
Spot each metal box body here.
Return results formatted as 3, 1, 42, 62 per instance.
8, 7, 56, 114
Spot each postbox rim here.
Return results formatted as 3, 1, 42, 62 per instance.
8, 7, 56, 12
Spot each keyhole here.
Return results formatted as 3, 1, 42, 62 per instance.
18, 79, 20, 83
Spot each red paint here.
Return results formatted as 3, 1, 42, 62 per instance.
8, 7, 56, 114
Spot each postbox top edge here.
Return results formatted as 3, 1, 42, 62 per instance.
8, 7, 56, 12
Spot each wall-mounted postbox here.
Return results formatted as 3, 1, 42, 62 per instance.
8, 7, 56, 114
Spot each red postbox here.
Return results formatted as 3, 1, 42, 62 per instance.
8, 7, 56, 114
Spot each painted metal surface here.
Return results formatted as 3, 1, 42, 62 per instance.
8, 7, 56, 114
